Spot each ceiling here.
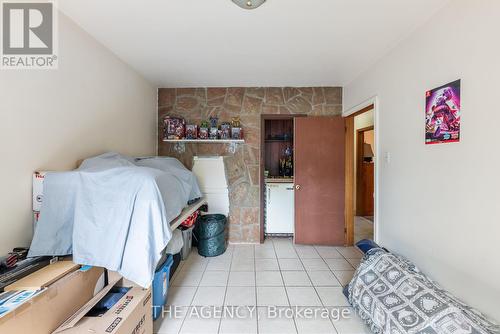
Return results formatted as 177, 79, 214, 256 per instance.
59, 0, 449, 87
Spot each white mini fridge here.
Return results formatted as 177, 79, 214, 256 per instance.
265, 183, 294, 234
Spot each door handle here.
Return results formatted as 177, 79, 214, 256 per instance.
295, 184, 301, 190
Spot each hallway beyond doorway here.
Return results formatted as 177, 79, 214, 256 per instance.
354, 216, 373, 244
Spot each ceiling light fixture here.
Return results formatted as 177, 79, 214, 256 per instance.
232, 0, 266, 10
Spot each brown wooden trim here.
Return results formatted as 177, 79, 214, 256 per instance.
260, 113, 307, 243
353, 125, 374, 210
356, 126, 374, 216
347, 104, 374, 118
356, 126, 375, 199
356, 125, 374, 133
344, 117, 355, 246
344, 106, 374, 246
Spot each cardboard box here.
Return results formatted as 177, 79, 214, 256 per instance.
0, 266, 104, 334
33, 171, 48, 211
5, 260, 80, 291
54, 272, 152, 334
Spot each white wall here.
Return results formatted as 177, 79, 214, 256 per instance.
0, 13, 157, 254
345, 0, 500, 321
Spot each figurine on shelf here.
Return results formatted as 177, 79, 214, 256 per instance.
199, 120, 210, 139
209, 116, 219, 128
209, 117, 219, 140
164, 116, 186, 139
231, 117, 241, 128
279, 146, 293, 177
186, 124, 198, 139
231, 117, 243, 139
231, 127, 243, 140
220, 122, 231, 139
209, 127, 219, 140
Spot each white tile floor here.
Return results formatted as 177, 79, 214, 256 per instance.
154, 238, 371, 334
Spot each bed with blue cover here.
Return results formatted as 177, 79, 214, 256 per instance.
28, 152, 201, 287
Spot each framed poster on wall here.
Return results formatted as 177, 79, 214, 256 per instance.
425, 79, 461, 144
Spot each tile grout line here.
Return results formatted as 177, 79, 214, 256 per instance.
317, 247, 343, 333
254, 243, 259, 334
330, 246, 357, 287
321, 245, 360, 333
216, 245, 235, 334
295, 245, 327, 308
299, 244, 345, 333
178, 251, 209, 334
275, 237, 300, 334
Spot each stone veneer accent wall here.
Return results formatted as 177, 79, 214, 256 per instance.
158, 87, 342, 243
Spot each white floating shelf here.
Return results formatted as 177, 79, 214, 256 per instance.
162, 139, 245, 143
162, 138, 245, 153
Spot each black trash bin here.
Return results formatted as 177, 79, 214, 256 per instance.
194, 214, 227, 257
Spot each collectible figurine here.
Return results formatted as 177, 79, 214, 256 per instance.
231, 127, 243, 140
220, 122, 231, 139
164, 116, 186, 139
209, 116, 219, 128
186, 124, 198, 139
199, 120, 210, 139
231, 117, 241, 128
209, 127, 219, 140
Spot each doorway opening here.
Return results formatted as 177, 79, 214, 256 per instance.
260, 115, 302, 243
344, 104, 376, 245
355, 124, 374, 243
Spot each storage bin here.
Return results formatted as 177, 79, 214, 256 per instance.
152, 254, 173, 320
169, 252, 181, 280
180, 226, 194, 261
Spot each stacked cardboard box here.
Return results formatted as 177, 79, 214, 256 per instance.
0, 260, 152, 334
54, 272, 152, 334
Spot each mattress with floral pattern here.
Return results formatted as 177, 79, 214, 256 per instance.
348, 248, 499, 334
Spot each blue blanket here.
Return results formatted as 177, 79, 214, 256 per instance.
28, 153, 201, 287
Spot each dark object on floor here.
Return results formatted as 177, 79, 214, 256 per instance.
86, 287, 131, 317
355, 239, 380, 254
194, 214, 227, 257
170, 252, 181, 280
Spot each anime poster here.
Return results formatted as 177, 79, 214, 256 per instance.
425, 80, 461, 144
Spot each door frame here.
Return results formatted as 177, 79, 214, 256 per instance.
343, 97, 379, 246
260, 114, 307, 243
356, 125, 374, 216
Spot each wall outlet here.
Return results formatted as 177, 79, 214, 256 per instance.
384, 152, 391, 164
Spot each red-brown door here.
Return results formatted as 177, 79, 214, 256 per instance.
294, 116, 345, 245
